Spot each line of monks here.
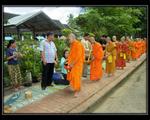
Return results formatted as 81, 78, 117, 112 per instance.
65, 33, 147, 97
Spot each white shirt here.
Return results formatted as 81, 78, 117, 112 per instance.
40, 40, 57, 63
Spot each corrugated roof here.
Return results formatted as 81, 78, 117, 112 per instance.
4, 12, 19, 21
5, 10, 43, 26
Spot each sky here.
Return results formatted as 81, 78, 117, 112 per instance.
4, 7, 82, 24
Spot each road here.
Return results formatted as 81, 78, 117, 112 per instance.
86, 61, 147, 113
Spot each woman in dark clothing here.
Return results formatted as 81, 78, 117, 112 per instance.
6, 40, 23, 91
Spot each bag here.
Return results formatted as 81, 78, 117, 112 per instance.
52, 73, 64, 81
120, 53, 123, 57
124, 54, 126, 60
108, 55, 112, 63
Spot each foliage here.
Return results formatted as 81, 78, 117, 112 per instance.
4, 37, 71, 87
54, 38, 69, 71
72, 7, 147, 40
17, 40, 41, 81
68, 14, 80, 30
89, 33, 95, 37
61, 28, 72, 37
54, 38, 69, 60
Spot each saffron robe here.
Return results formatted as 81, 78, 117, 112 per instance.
67, 40, 85, 91
116, 42, 126, 68
105, 42, 116, 74
90, 42, 104, 81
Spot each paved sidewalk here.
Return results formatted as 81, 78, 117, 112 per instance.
5, 54, 146, 114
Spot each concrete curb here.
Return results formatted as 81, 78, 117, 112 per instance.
69, 54, 146, 113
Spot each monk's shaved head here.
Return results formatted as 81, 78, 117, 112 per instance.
121, 36, 125, 41
105, 37, 112, 43
112, 36, 117, 41
68, 33, 76, 43
68, 33, 76, 39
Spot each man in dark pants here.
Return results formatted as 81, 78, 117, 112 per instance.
40, 32, 58, 90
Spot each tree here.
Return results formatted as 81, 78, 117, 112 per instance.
68, 14, 79, 30
73, 7, 147, 40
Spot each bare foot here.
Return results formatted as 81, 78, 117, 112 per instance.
74, 91, 79, 98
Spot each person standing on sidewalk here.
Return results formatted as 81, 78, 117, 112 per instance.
66, 33, 85, 97
88, 37, 104, 81
81, 33, 92, 77
116, 37, 126, 69
111, 36, 117, 72
6, 40, 23, 92
105, 37, 116, 77
125, 36, 132, 63
40, 32, 58, 90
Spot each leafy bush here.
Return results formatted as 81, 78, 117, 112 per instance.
18, 40, 41, 82
54, 38, 69, 71
3, 38, 69, 86
61, 28, 72, 37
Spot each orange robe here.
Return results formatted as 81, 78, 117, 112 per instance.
90, 42, 104, 81
67, 40, 85, 91
125, 40, 132, 61
131, 41, 137, 60
135, 41, 139, 59
116, 42, 126, 67
140, 40, 143, 56
105, 42, 116, 74
137, 41, 141, 58
141, 41, 145, 54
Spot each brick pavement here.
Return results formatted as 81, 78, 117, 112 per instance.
5, 54, 146, 114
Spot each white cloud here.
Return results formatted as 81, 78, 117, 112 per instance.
4, 7, 81, 24
43, 7, 81, 24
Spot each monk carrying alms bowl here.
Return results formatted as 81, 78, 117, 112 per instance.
64, 60, 72, 72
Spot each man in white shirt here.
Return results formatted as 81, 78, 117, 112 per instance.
81, 33, 92, 77
40, 32, 58, 90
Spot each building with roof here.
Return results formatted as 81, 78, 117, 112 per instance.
4, 11, 65, 39
4, 12, 19, 24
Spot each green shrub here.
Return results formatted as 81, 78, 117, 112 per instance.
61, 28, 72, 37
3, 38, 69, 86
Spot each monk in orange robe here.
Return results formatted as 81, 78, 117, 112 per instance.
67, 33, 85, 97
112, 36, 117, 71
116, 40, 126, 69
120, 37, 127, 68
88, 37, 104, 81
141, 39, 145, 54
125, 36, 132, 62
137, 40, 141, 58
131, 40, 137, 60
105, 37, 116, 77
134, 40, 139, 59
